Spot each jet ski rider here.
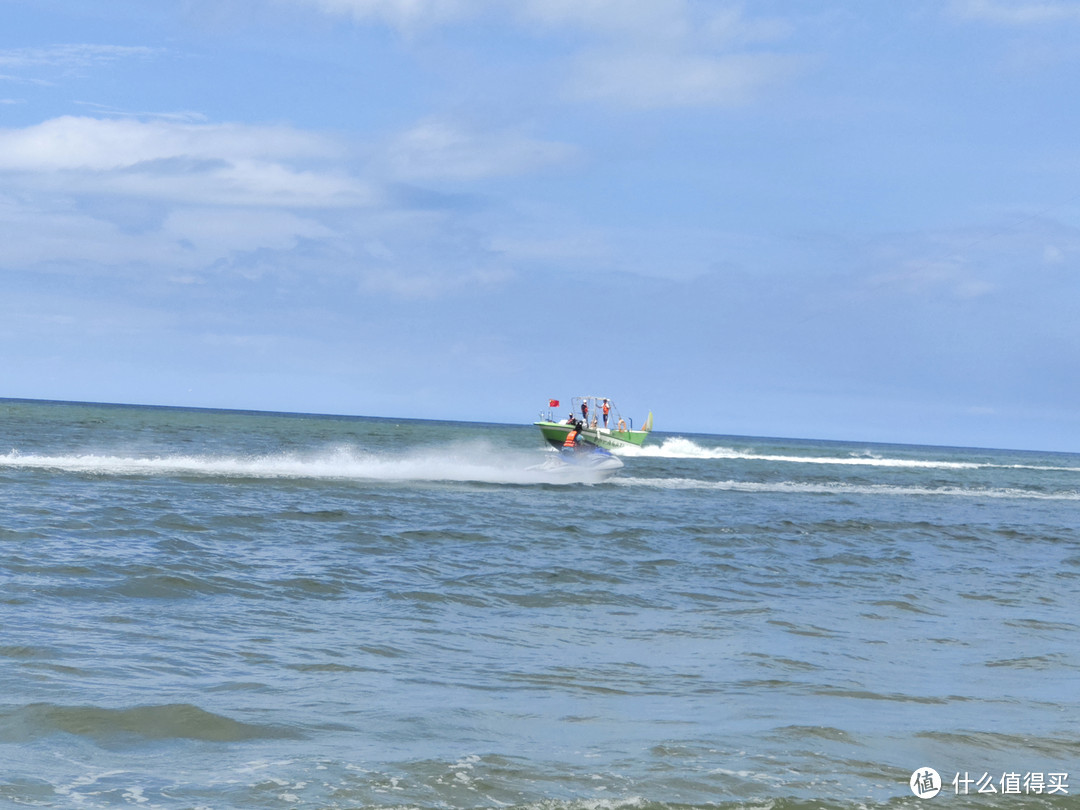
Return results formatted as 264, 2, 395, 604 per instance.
562, 420, 584, 452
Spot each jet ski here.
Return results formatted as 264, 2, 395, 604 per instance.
527, 414, 625, 481
560, 445, 624, 472
528, 445, 624, 482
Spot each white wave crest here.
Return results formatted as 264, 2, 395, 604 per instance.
618, 437, 1080, 472
614, 476, 1080, 501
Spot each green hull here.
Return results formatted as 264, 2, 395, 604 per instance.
534, 421, 649, 451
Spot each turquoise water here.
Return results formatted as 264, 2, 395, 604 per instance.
1, 398, 1078, 808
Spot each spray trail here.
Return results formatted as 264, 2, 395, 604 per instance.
0, 444, 616, 486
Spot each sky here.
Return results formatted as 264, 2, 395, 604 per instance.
3, 0, 1080, 451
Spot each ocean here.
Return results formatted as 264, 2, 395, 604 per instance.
1, 398, 1077, 809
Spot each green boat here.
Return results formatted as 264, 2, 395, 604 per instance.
535, 395, 653, 452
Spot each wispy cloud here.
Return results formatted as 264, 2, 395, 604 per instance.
0, 74, 52, 87
866, 258, 999, 299
286, 0, 803, 109
516, 0, 693, 40
0, 192, 334, 271
74, 101, 209, 122
286, 0, 479, 28
951, 0, 1080, 24
566, 49, 801, 109
860, 219, 1080, 300
358, 264, 509, 299
382, 119, 578, 182
0, 44, 159, 78
516, 0, 791, 45
546, 2, 800, 109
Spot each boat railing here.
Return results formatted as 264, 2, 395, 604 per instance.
543, 397, 642, 433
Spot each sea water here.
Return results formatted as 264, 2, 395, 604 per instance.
1, 398, 1078, 809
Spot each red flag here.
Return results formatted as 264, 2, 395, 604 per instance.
549, 399, 560, 407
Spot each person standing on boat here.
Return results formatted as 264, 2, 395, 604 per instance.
580, 400, 589, 422
602, 399, 610, 428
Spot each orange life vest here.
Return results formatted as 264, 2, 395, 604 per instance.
563, 430, 579, 448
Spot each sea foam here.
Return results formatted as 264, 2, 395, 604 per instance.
0, 444, 613, 486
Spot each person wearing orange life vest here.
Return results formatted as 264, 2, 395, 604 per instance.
602, 399, 610, 428
562, 420, 584, 452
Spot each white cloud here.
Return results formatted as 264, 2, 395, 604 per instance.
517, 0, 791, 46
517, 0, 691, 40
163, 208, 334, 254
286, 0, 478, 28
0, 116, 333, 171
285, 0, 802, 109
0, 116, 371, 208
0, 194, 188, 269
0, 192, 332, 271
951, 0, 1080, 23
0, 114, 565, 291
0, 116, 373, 272
567, 49, 799, 109
524, 1, 801, 109
289, 0, 792, 45
1043, 244, 1066, 263
358, 264, 507, 299
383, 119, 578, 182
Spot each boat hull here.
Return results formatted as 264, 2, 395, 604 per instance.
534, 420, 649, 452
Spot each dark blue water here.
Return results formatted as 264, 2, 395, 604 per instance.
1, 399, 1078, 808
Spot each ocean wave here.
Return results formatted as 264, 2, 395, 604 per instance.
618, 438, 1080, 472
0, 702, 300, 744
4, 444, 1077, 496
614, 476, 1080, 501
6, 437, 1074, 488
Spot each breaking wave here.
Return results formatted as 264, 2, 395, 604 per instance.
615, 476, 1080, 501
618, 437, 1080, 472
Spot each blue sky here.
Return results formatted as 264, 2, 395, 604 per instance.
3, 0, 1080, 451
